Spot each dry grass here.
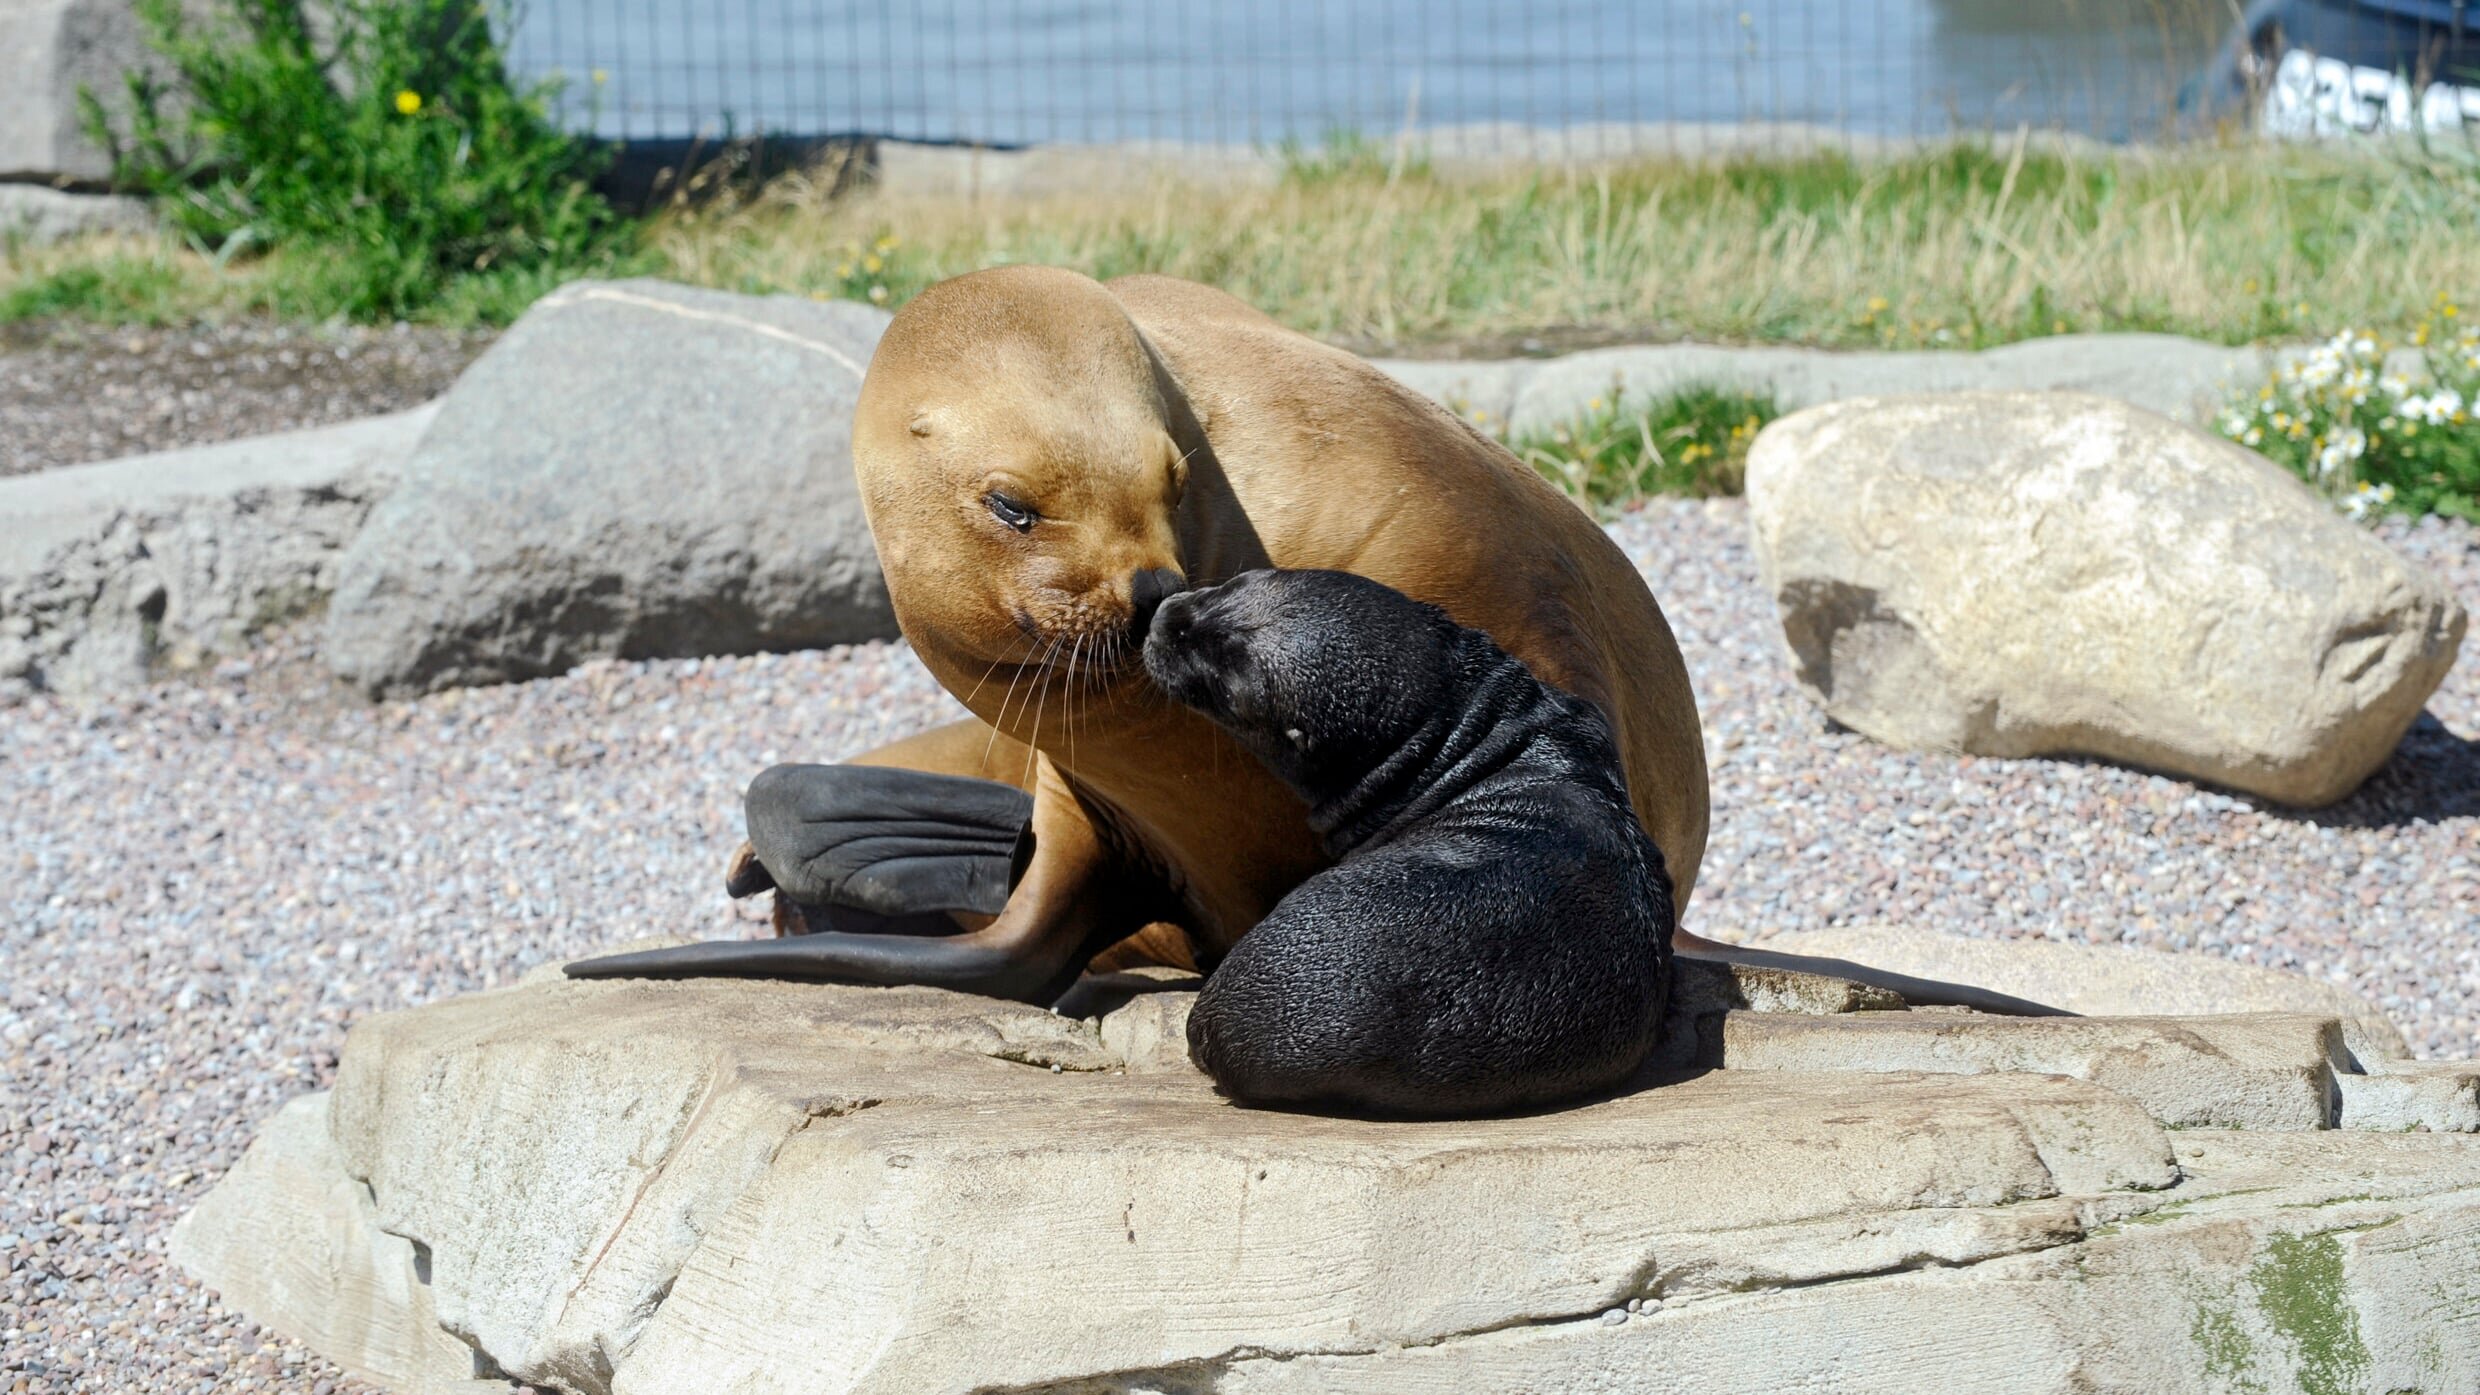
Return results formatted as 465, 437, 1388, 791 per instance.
645, 138, 2480, 353
12, 139, 2479, 350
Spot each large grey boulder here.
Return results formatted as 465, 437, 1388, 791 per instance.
324, 281, 898, 696
0, 406, 432, 699
172, 946, 2480, 1395
1745, 391, 2466, 807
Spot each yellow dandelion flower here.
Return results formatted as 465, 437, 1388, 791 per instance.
1866, 296, 1889, 313
592, 68, 609, 85
863, 254, 883, 274
2446, 304, 2461, 319
874, 234, 899, 252
2242, 278, 2259, 294
834, 262, 853, 279
1587, 397, 1605, 412
394, 89, 422, 115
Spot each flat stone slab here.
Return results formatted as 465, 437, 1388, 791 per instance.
1762, 922, 2412, 1064
173, 959, 2480, 1394
1719, 1010, 2349, 1131
0, 406, 433, 697
1378, 333, 2268, 438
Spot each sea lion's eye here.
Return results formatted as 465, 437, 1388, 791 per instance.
984, 491, 1037, 533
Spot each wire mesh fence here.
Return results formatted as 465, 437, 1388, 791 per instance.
503, 0, 2257, 154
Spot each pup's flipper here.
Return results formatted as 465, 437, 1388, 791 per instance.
1672, 931, 2073, 1017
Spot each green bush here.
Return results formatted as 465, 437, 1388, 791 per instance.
2216, 300, 2480, 524
1508, 385, 1779, 515
81, 0, 621, 320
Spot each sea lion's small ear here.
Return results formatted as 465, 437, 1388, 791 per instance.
1163, 433, 1190, 489
908, 415, 935, 437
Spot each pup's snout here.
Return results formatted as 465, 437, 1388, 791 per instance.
1127, 567, 1188, 639
1145, 587, 1201, 651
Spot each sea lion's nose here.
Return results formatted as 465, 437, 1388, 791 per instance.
1147, 589, 1199, 649
1127, 567, 1188, 637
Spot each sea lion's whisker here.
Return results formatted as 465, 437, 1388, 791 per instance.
1063, 633, 1085, 772
982, 638, 1049, 769
1024, 634, 1061, 788
960, 655, 1006, 710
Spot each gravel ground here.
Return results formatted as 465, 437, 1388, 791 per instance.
0, 321, 490, 477
2, 502, 2474, 1392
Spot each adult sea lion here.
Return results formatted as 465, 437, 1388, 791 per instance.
569, 267, 2057, 1020
1146, 568, 1675, 1116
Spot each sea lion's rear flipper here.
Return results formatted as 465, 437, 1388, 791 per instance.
724, 842, 775, 898
1669, 931, 2072, 1017
732, 762, 1034, 918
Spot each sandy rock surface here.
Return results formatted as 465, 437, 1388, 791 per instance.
3, 500, 2474, 1393
1746, 391, 2466, 806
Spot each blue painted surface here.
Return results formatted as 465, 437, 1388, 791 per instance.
505, 0, 2238, 145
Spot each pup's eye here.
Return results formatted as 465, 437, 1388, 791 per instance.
984, 492, 1037, 533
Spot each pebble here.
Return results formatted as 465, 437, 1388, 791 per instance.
1, 499, 2471, 1393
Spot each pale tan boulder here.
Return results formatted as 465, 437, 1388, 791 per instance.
1745, 391, 2466, 806
171, 964, 2480, 1394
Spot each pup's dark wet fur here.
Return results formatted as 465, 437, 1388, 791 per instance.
1144, 568, 1675, 1118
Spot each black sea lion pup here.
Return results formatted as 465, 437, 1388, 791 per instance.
1144, 568, 1674, 1118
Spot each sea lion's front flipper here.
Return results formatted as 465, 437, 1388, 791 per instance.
573, 756, 1124, 1004
562, 927, 1099, 1002
1671, 931, 2072, 1017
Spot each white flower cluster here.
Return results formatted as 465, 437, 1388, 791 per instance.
2397, 388, 2466, 426
2316, 425, 2368, 478
2341, 481, 2397, 521
2216, 310, 2479, 521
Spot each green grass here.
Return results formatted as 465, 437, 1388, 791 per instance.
1512, 387, 1778, 514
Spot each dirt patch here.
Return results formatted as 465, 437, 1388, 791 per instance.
0, 319, 493, 476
